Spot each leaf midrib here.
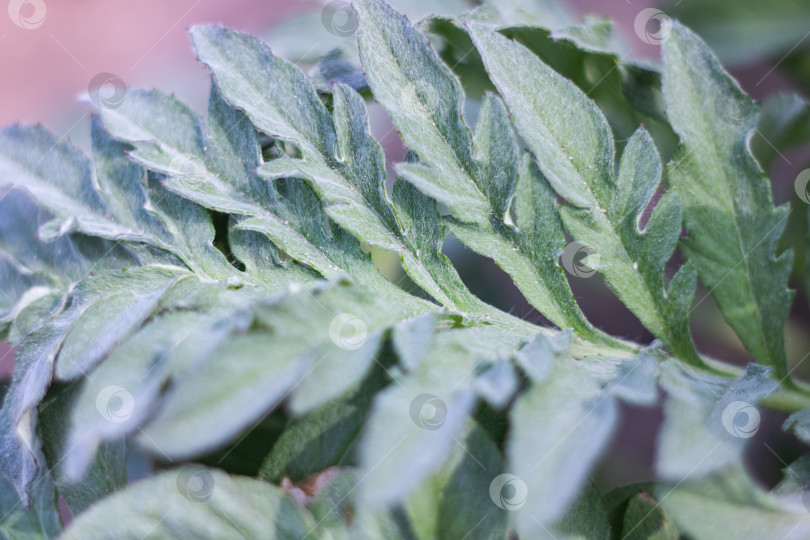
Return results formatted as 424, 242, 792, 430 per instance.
675, 45, 769, 363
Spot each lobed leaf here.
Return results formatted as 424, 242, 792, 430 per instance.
466, 21, 701, 363
190, 24, 483, 312
662, 21, 794, 375
353, 0, 610, 343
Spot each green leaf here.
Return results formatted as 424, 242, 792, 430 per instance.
353, 0, 610, 342
403, 423, 507, 540
662, 21, 794, 375
310, 49, 367, 92
53, 267, 187, 381
446, 109, 611, 345
466, 22, 700, 363
390, 312, 437, 372
464, 23, 611, 208
0, 266, 179, 506
61, 467, 315, 539
0, 6, 805, 535
0, 379, 61, 538
136, 280, 431, 460
358, 326, 524, 505
656, 362, 778, 480
806, 205, 810, 304
89, 117, 179, 265
0, 448, 61, 539
783, 408, 810, 444
0, 125, 149, 246
389, 153, 488, 314
99, 86, 335, 279
190, 25, 481, 311
620, 491, 680, 540
474, 358, 518, 409
353, 0, 481, 222
553, 483, 611, 539
0, 189, 136, 342
772, 453, 810, 497
602, 482, 656, 538
606, 349, 661, 407
507, 339, 618, 535
259, 362, 387, 483
658, 465, 810, 540
39, 381, 126, 515
419, 9, 670, 140
61, 303, 248, 481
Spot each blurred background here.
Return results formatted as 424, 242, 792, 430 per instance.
1, 0, 809, 502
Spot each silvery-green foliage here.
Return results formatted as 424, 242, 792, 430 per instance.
0, 0, 808, 538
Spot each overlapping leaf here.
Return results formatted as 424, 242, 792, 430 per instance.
658, 465, 810, 540
62, 467, 315, 539
464, 20, 701, 364
662, 21, 794, 375
420, 6, 672, 143
353, 0, 616, 345
189, 24, 487, 313
0, 2, 805, 538
656, 363, 778, 480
